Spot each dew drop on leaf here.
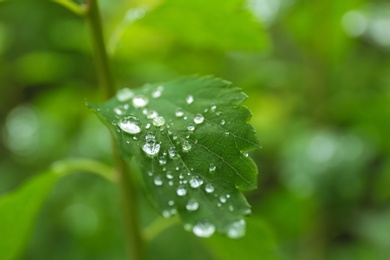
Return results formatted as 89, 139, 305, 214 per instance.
182, 140, 192, 152
118, 116, 141, 134
194, 114, 204, 124
186, 199, 199, 211
219, 195, 227, 203
189, 176, 204, 188
186, 95, 194, 104
187, 123, 195, 131
220, 119, 225, 125
168, 146, 178, 159
210, 104, 217, 111
205, 183, 214, 193
193, 220, 215, 238
154, 176, 163, 186
152, 85, 164, 98
175, 109, 184, 117
146, 110, 158, 119
153, 116, 166, 127
226, 219, 246, 239
116, 88, 134, 102
176, 186, 187, 196
158, 156, 167, 165
209, 163, 216, 173
142, 133, 160, 157
132, 94, 149, 108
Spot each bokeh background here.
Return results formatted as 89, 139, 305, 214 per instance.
1, 0, 390, 259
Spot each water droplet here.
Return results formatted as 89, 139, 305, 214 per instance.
158, 157, 167, 165
162, 210, 172, 218
219, 195, 227, 203
153, 116, 165, 127
116, 88, 134, 102
209, 163, 216, 173
226, 219, 246, 239
166, 172, 174, 179
146, 110, 158, 119
168, 146, 178, 159
194, 114, 204, 124
145, 123, 151, 129
152, 85, 164, 98
132, 94, 149, 108
168, 181, 174, 186
176, 186, 187, 196
186, 95, 194, 104
175, 109, 184, 117
210, 104, 217, 111
187, 123, 195, 131
225, 130, 230, 135
229, 205, 234, 212
244, 152, 249, 157
168, 200, 175, 206
118, 116, 141, 134
182, 140, 192, 152
142, 134, 160, 157
186, 199, 199, 211
193, 220, 215, 238
114, 107, 124, 115
216, 111, 222, 116
220, 119, 225, 125
205, 183, 214, 193
172, 135, 178, 140
189, 176, 204, 188
154, 176, 163, 186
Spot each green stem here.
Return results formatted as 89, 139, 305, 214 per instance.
51, 158, 115, 181
85, 0, 116, 98
84, 1, 145, 259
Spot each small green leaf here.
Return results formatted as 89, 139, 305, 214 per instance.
88, 75, 260, 238
0, 172, 59, 260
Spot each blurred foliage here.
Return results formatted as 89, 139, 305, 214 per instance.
1, 0, 390, 259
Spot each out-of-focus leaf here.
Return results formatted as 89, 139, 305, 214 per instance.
205, 217, 280, 260
137, 0, 269, 51
0, 172, 59, 260
88, 75, 260, 238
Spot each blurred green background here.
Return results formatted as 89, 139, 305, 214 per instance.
1, 0, 390, 259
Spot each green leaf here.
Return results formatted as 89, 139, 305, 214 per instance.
88, 75, 260, 238
137, 0, 269, 51
0, 172, 59, 260
206, 217, 280, 260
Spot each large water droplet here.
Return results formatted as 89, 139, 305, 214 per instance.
142, 134, 160, 157
152, 86, 164, 98
226, 219, 246, 239
116, 88, 134, 102
219, 195, 227, 203
118, 116, 141, 134
193, 220, 215, 238
186, 199, 199, 211
176, 186, 187, 196
182, 140, 192, 152
132, 94, 149, 108
154, 176, 163, 186
194, 114, 204, 124
153, 116, 166, 127
205, 183, 214, 193
189, 176, 204, 188
186, 95, 194, 104
187, 123, 195, 131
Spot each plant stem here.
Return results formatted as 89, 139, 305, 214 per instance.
85, 0, 115, 98
84, 1, 144, 259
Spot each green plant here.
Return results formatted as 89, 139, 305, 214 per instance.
0, 1, 275, 259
